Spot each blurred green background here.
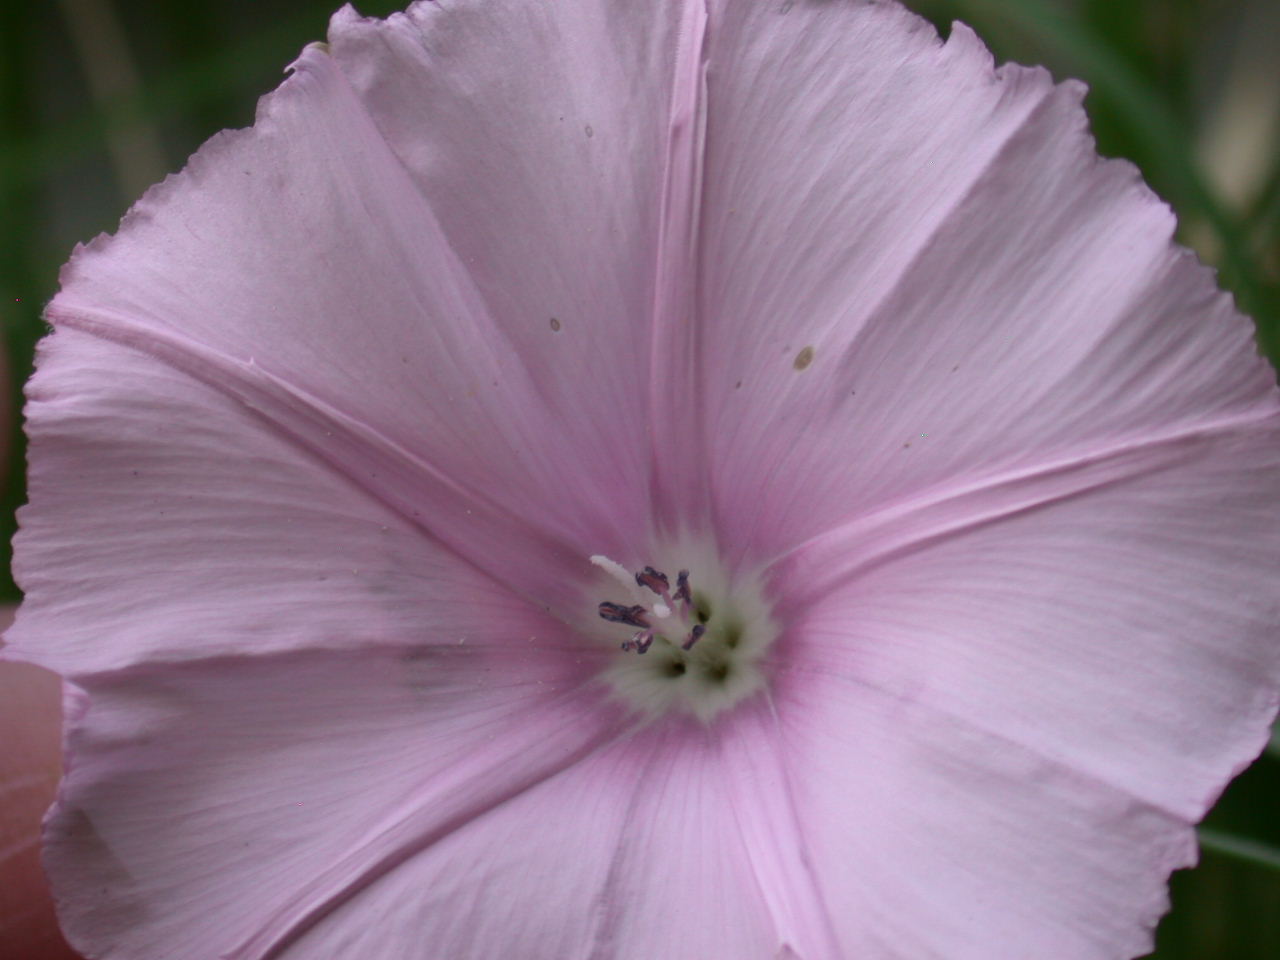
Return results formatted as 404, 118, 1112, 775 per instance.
1, 0, 1278, 956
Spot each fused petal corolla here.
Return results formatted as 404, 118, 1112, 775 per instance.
5, 2, 1280, 959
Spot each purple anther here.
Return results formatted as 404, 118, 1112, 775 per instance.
681, 623, 706, 650
635, 565, 670, 595
673, 570, 692, 604
622, 630, 653, 653
599, 602, 649, 628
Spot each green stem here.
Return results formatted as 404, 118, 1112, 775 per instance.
1198, 827, 1280, 874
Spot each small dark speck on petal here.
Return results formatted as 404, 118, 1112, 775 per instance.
735, 380, 742, 389
585, 124, 594, 138
951, 365, 959, 372
793, 345, 815, 371
780, 0, 794, 12
550, 317, 562, 332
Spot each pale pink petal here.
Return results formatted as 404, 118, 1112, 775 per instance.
45, 29, 671, 610
763, 427, 1280, 956
45, 645, 614, 960
277, 717, 780, 960
6, 328, 581, 676
19, 4, 1280, 960
710, 702, 843, 959
778, 671, 1191, 959
48, 663, 785, 960
326, 1, 713, 528
693, 4, 1276, 562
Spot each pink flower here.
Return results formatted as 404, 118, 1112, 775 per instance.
6, 1, 1280, 957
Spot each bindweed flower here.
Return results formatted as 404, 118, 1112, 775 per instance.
6, 1, 1280, 957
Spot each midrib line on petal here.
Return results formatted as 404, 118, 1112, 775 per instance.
646, 0, 710, 527
773, 660, 1198, 823
581, 736, 669, 960
770, 404, 1280, 605
710, 70, 1056, 577
222, 696, 640, 960
318, 44, 572, 430
718, 698, 844, 960
809, 70, 1057, 360
46, 304, 582, 626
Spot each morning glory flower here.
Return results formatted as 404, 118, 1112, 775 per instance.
6, 1, 1280, 958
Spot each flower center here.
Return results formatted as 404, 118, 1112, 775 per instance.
589, 548, 777, 722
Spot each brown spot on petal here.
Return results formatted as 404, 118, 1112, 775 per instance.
549, 317, 561, 332
793, 345, 815, 371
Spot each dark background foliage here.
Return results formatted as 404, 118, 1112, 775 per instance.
1, 1, 1277, 956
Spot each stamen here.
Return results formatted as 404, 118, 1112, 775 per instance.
635, 566, 674, 619
681, 623, 706, 650
621, 629, 655, 654
635, 566, 670, 594
592, 547, 777, 721
598, 602, 650, 628
673, 570, 691, 604
596, 560, 716, 658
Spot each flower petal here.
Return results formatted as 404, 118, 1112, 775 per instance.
765, 426, 1280, 956
692, 3, 1276, 562
779, 671, 1191, 959
49, 664, 785, 960
7, 328, 583, 676
327, 1, 720, 530
45, 26, 672, 613
45, 645, 614, 960
277, 719, 781, 960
